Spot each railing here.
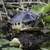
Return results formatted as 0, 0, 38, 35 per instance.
6, 1, 47, 5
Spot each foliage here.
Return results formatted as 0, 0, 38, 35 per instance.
0, 32, 2, 34
41, 41, 50, 48
0, 32, 4, 34
43, 16, 50, 23
32, 4, 46, 13
41, 3, 50, 13
32, 3, 50, 14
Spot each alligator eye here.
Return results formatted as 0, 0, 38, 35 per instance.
18, 23, 20, 25
15, 23, 17, 25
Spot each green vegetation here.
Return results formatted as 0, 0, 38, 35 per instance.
32, 4, 46, 13
32, 3, 50, 50
43, 16, 50, 23
42, 3, 50, 13
32, 3, 50, 14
